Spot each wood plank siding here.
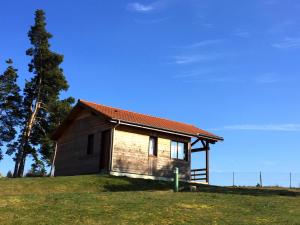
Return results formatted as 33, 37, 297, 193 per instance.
111, 125, 191, 180
53, 100, 221, 180
55, 113, 192, 179
55, 110, 113, 176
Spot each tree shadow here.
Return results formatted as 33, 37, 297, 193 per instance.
103, 175, 173, 192
104, 176, 300, 197
185, 183, 300, 197
112, 155, 190, 178
104, 158, 186, 192
104, 149, 300, 196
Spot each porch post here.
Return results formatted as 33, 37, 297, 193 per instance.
206, 142, 210, 184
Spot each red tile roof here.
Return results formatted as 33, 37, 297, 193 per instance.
79, 99, 222, 140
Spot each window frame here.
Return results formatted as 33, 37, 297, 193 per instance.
87, 134, 94, 155
148, 136, 158, 157
170, 140, 188, 161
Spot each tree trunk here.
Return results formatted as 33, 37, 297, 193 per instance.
50, 142, 58, 177
13, 152, 21, 177
17, 101, 41, 177
13, 78, 42, 177
17, 153, 27, 177
13, 127, 28, 177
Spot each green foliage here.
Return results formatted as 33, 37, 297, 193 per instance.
12, 9, 74, 176
0, 59, 22, 160
0, 10, 73, 175
25, 162, 47, 177
0, 175, 299, 224
39, 97, 75, 165
24, 9, 68, 107
6, 171, 13, 178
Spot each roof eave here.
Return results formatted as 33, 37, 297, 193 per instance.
110, 119, 223, 142
52, 99, 224, 142
51, 100, 113, 140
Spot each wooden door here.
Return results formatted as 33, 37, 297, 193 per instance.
148, 156, 157, 176
99, 130, 111, 172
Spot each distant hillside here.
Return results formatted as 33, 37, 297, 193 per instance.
0, 175, 299, 224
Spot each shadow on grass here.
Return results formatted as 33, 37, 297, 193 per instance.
186, 184, 300, 197
103, 176, 173, 192
103, 176, 299, 197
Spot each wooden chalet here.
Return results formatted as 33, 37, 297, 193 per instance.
51, 100, 223, 183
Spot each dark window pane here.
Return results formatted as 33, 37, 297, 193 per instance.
87, 134, 94, 155
184, 143, 188, 161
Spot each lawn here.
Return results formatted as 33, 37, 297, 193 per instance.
0, 175, 299, 225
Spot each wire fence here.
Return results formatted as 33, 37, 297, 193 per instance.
209, 171, 300, 188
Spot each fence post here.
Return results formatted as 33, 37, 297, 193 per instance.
174, 167, 179, 192
290, 172, 292, 189
259, 171, 263, 188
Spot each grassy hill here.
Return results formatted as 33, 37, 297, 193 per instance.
0, 175, 299, 225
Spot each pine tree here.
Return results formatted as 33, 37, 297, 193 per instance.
25, 161, 46, 177
6, 170, 13, 178
0, 59, 22, 161
13, 10, 69, 177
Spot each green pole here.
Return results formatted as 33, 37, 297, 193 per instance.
174, 167, 179, 192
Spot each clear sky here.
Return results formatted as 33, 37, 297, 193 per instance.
0, 0, 299, 185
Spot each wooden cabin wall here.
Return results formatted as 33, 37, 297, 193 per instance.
112, 125, 191, 180
55, 110, 113, 176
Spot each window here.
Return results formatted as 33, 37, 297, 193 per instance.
171, 141, 187, 160
171, 141, 177, 158
87, 134, 94, 155
149, 137, 157, 156
177, 142, 185, 159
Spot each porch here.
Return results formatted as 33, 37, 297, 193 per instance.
190, 138, 215, 184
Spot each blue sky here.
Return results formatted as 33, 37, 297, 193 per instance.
0, 0, 300, 183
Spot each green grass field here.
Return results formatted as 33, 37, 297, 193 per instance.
0, 175, 299, 225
